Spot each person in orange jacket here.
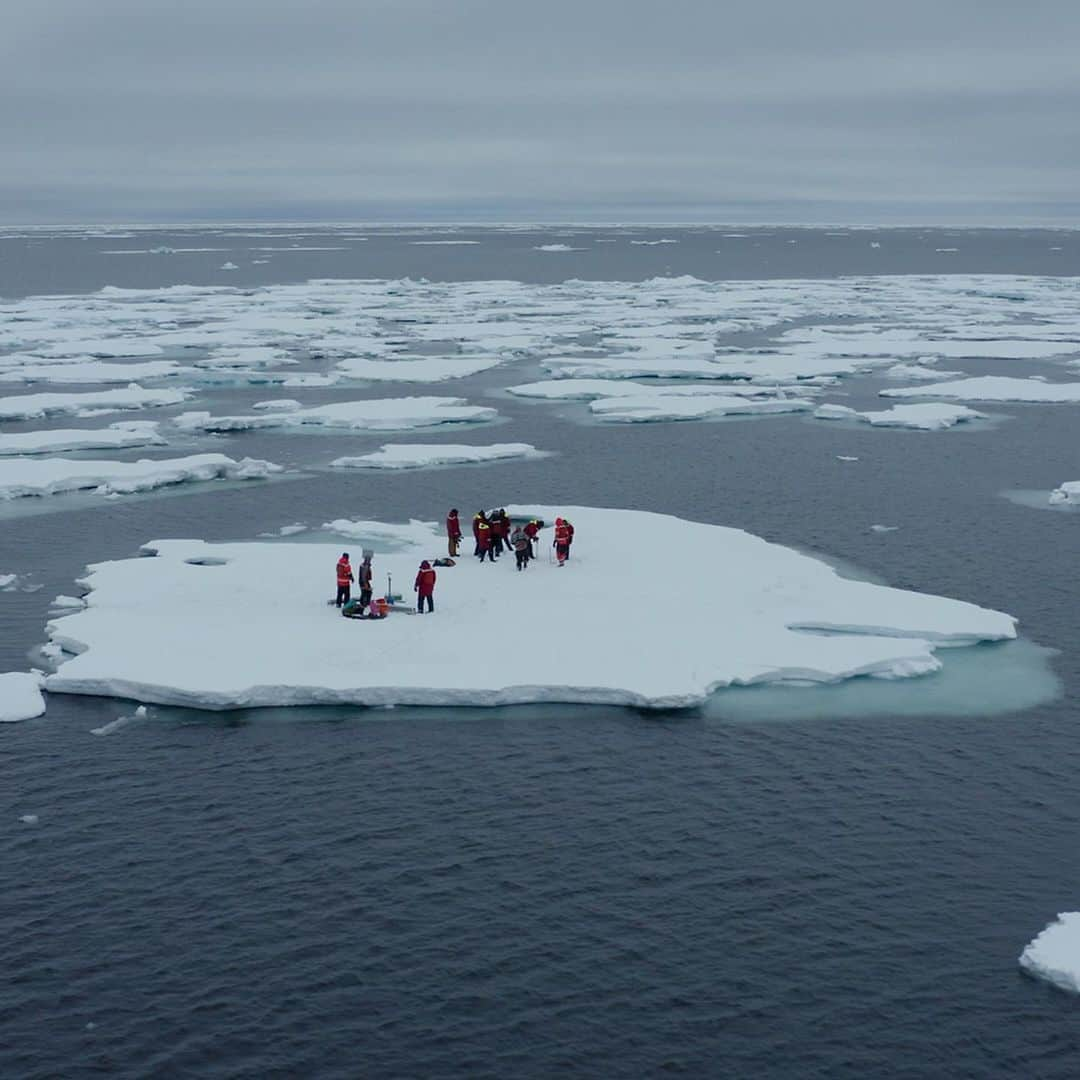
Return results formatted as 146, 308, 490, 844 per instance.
475, 518, 495, 562
446, 508, 463, 557
553, 519, 571, 567
335, 552, 353, 606
414, 560, 437, 613
472, 510, 488, 556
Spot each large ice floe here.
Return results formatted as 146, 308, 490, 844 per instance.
881, 377, 1080, 404
0, 672, 46, 722
0, 385, 190, 420
1020, 914, 1080, 993
330, 443, 546, 470
0, 422, 165, 455
813, 403, 985, 430
0, 454, 281, 499
44, 506, 1016, 711
173, 397, 497, 433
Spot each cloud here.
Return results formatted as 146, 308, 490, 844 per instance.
3, 0, 1079, 222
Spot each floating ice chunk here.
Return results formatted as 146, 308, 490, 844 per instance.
27, 340, 165, 359
534, 244, 582, 252
630, 239, 678, 245
1049, 481, 1080, 506
277, 524, 307, 535
51, 595, 85, 609
836, 456, 859, 462
882, 377, 1080, 404
220, 262, 238, 270
507, 378, 788, 402
884, 363, 964, 381
0, 385, 191, 421
0, 454, 282, 499
174, 397, 497, 433
410, 240, 480, 245
40, 642, 64, 660
322, 517, 441, 549
870, 524, 899, 533
815, 402, 984, 430
330, 443, 546, 470
0, 360, 181, 384
44, 506, 1017, 711
0, 671, 45, 722
0, 573, 17, 588
252, 399, 302, 412
589, 394, 812, 423
335, 355, 506, 382
195, 347, 296, 370
1020, 913, 1080, 993
90, 704, 148, 736
0, 425, 166, 456
19, 814, 39, 824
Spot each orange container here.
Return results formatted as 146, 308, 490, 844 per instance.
374, 597, 389, 617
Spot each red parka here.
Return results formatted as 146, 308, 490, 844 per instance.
336, 557, 353, 585
414, 561, 437, 596
447, 513, 463, 541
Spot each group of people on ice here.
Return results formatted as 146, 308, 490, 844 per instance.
334, 510, 577, 619
447, 509, 574, 570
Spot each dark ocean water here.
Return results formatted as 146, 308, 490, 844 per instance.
2, 226, 1080, 1078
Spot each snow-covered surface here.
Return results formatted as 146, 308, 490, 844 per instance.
0, 385, 190, 420
1049, 481, 1080, 506
814, 402, 985, 430
589, 393, 812, 423
0, 423, 165, 456
44, 506, 1017, 711
1020, 913, 1080, 993
881, 377, 1080, 404
0, 359, 181, 384
334, 355, 506, 382
0, 454, 282, 499
330, 443, 546, 470
173, 397, 497, 433
0, 672, 46, 722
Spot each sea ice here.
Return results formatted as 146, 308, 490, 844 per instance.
0, 424, 166, 456
1049, 481, 1080, 506
534, 244, 581, 252
330, 443, 546, 470
881, 376, 1080, 404
0, 454, 282, 499
44, 506, 1017, 711
0, 385, 191, 421
0, 672, 46, 722
334, 355, 506, 382
589, 394, 813, 423
1020, 913, 1080, 993
0, 360, 181, 384
173, 397, 497, 433
814, 402, 985, 430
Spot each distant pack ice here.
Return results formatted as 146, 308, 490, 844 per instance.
44, 506, 1016, 711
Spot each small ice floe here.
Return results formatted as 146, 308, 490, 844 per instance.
836, 456, 859, 462
1049, 481, 1080, 506
882, 376, 1080, 404
330, 443, 546, 470
0, 425, 167, 456
0, 671, 46, 722
0, 454, 283, 499
90, 704, 148, 736
814, 402, 984, 430
335, 355, 505, 382
278, 524, 308, 536
252, 399, 302, 412
40, 642, 64, 661
0, 573, 18, 589
630, 239, 678, 245
220, 262, 238, 270
410, 240, 480, 245
936, 248, 959, 253
870, 525, 899, 533
51, 595, 85, 609
1020, 913, 1080, 993
883, 363, 964, 381
870, 242, 882, 249
20, 814, 39, 825
534, 244, 582, 252
0, 360, 181, 385
173, 397, 497, 433
43, 506, 1018, 711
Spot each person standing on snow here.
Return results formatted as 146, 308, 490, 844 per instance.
553, 518, 571, 567
446, 508, 463, 557
523, 518, 541, 559
335, 552, 353, 606
472, 510, 487, 556
414, 560, 437, 613
476, 518, 495, 562
563, 519, 575, 561
357, 553, 374, 615
511, 525, 530, 571
489, 509, 504, 558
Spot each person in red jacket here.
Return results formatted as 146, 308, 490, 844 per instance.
563, 518, 575, 561
446, 508, 463, 557
335, 552, 353, 606
523, 518, 542, 559
475, 518, 494, 562
472, 510, 487, 556
414, 559, 437, 613
553, 518, 571, 567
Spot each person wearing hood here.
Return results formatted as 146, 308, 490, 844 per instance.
475, 517, 495, 562
553, 518, 572, 567
335, 552, 353, 607
446, 508, 463, 557
414, 560, 437, 613
523, 518, 542, 558
472, 510, 488, 556
511, 525, 530, 571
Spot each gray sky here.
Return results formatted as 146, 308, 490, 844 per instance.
4, 0, 1079, 224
